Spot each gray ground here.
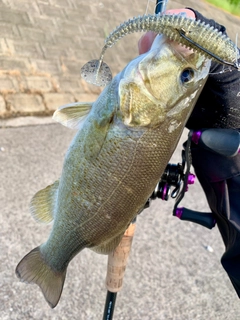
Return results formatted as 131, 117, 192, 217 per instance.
1, 119, 239, 320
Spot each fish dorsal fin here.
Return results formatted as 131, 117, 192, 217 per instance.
30, 180, 59, 224
53, 101, 93, 129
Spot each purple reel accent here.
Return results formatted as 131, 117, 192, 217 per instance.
187, 173, 195, 185
161, 184, 168, 200
175, 207, 183, 219
192, 130, 202, 144
185, 173, 195, 191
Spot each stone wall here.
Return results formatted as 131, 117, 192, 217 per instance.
0, 0, 239, 118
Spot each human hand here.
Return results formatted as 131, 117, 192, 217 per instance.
138, 8, 196, 54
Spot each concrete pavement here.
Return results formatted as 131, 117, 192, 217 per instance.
1, 120, 240, 319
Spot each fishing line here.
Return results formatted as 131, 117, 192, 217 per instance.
208, 66, 234, 75
145, 0, 165, 15
235, 33, 240, 69
145, 0, 155, 15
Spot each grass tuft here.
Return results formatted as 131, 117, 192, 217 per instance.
204, 0, 240, 16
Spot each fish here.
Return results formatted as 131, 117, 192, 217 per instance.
16, 34, 211, 308
81, 14, 239, 86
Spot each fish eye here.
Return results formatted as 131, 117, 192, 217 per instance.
180, 68, 195, 84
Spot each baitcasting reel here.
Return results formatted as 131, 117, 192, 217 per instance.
145, 143, 195, 208
143, 128, 240, 230
148, 157, 195, 203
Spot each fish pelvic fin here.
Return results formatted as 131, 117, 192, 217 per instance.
16, 246, 66, 309
53, 101, 93, 130
30, 180, 59, 224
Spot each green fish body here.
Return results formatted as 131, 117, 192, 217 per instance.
16, 35, 210, 308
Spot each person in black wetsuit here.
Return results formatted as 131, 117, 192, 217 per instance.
139, 8, 240, 298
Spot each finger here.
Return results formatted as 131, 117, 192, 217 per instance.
164, 8, 196, 19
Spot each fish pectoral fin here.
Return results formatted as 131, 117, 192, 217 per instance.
53, 101, 93, 130
16, 246, 66, 308
90, 232, 124, 254
30, 180, 59, 224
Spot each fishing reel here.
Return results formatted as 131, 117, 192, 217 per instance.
145, 148, 194, 208
152, 163, 183, 201
150, 160, 195, 202
146, 127, 240, 208
144, 129, 222, 230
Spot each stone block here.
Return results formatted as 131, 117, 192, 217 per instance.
62, 60, 83, 75
57, 76, 82, 92
20, 76, 53, 93
0, 22, 20, 39
17, 25, 47, 42
0, 58, 27, 71
0, 9, 30, 25
56, 21, 81, 37
0, 38, 8, 55
49, 0, 71, 7
31, 59, 62, 75
38, 3, 65, 18
73, 92, 99, 102
40, 45, 70, 60
44, 93, 75, 111
0, 94, 6, 115
6, 39, 44, 59
31, 16, 55, 32
7, 94, 45, 113
0, 75, 19, 92
53, 35, 79, 47
8, 2, 41, 15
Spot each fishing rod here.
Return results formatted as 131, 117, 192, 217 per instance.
102, 222, 136, 320
155, 0, 167, 14
102, 1, 168, 319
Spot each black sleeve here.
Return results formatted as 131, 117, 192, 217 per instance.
188, 8, 226, 33
184, 8, 240, 130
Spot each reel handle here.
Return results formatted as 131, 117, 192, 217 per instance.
192, 128, 240, 157
174, 207, 216, 229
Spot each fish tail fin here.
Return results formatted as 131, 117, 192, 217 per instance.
16, 247, 66, 308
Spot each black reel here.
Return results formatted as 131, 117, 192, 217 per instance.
144, 130, 216, 230
151, 162, 184, 201
144, 148, 187, 209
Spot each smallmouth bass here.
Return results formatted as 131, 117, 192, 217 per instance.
16, 34, 210, 308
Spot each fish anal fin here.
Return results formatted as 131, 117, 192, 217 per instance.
16, 246, 66, 308
90, 232, 123, 254
53, 101, 93, 129
30, 180, 59, 224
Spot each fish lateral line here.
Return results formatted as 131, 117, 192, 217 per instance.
177, 28, 240, 71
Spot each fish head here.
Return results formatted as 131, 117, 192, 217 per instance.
118, 34, 211, 127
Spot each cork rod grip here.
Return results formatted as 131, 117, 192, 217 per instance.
105, 223, 136, 293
